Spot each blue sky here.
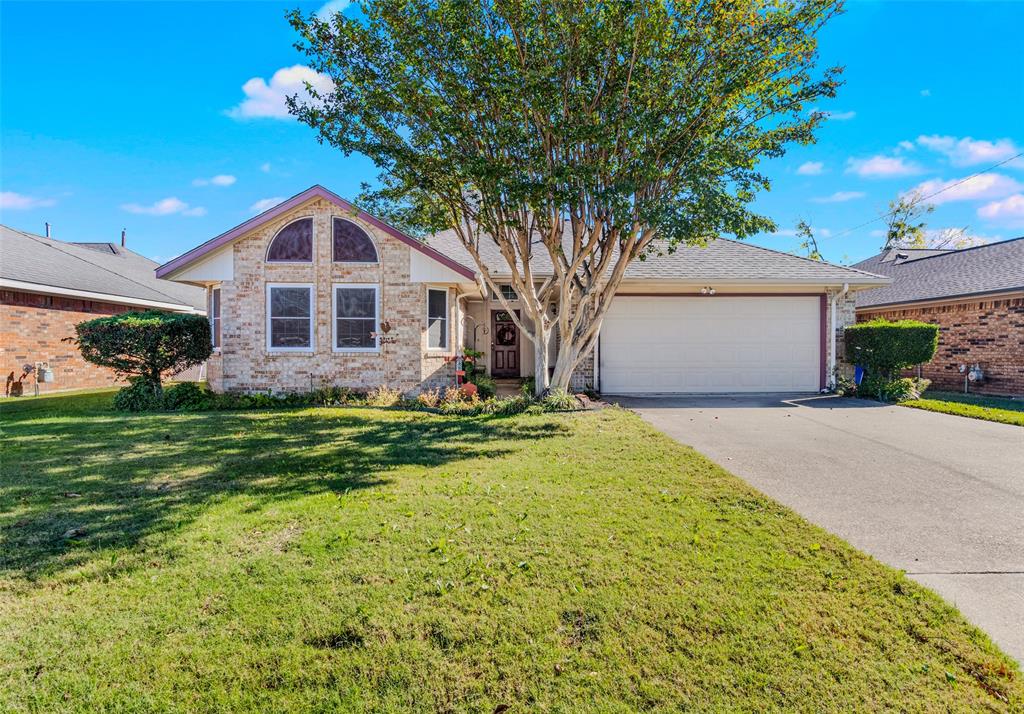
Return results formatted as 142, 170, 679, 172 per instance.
2, 1, 1022, 265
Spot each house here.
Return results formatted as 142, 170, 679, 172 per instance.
155, 185, 889, 396
853, 238, 1024, 397
1, 225, 206, 396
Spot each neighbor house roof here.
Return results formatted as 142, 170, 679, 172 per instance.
852, 237, 1024, 309
427, 228, 889, 285
1, 224, 206, 312
155, 185, 476, 281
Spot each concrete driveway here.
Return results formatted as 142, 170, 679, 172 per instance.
616, 394, 1024, 663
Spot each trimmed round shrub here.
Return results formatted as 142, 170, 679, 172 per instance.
844, 319, 939, 381
75, 311, 212, 388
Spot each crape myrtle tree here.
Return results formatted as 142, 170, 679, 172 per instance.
288, 0, 843, 395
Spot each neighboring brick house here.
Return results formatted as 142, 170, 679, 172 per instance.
853, 238, 1024, 397
158, 186, 887, 396
1, 225, 206, 396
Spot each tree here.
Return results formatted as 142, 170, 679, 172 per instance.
289, 0, 843, 394
882, 190, 986, 251
73, 311, 211, 389
795, 219, 823, 261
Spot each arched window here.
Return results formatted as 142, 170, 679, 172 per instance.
332, 218, 378, 263
267, 218, 313, 262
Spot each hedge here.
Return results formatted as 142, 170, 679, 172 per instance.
844, 319, 939, 381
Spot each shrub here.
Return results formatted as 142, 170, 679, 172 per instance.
857, 376, 931, 403
416, 388, 441, 409
541, 388, 580, 411
74, 311, 212, 388
162, 381, 210, 411
844, 319, 939, 382
520, 377, 536, 397
367, 385, 403, 407
113, 377, 165, 412
468, 374, 497, 399
489, 395, 532, 416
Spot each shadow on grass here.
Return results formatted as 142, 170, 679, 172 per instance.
1, 397, 566, 581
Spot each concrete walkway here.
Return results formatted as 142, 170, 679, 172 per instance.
615, 394, 1024, 663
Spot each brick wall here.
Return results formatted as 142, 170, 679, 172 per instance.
857, 294, 1024, 397
211, 197, 456, 395
0, 290, 131, 395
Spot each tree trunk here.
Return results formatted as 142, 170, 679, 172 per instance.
549, 340, 579, 394
532, 326, 551, 397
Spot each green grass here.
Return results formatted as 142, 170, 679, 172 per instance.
903, 390, 1024, 427
1, 393, 1020, 712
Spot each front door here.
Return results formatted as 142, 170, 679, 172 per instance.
491, 309, 520, 378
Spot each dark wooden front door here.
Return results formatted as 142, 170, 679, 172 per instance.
491, 309, 520, 378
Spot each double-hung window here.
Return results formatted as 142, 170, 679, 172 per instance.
333, 284, 379, 351
427, 288, 448, 350
267, 284, 314, 351
210, 287, 222, 349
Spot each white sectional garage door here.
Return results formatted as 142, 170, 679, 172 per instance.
600, 296, 821, 394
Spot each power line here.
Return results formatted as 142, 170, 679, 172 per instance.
830, 151, 1024, 240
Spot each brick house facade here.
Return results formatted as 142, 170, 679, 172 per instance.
858, 295, 1024, 397
205, 196, 458, 394
1, 290, 134, 395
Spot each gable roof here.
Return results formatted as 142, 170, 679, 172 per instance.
155, 185, 475, 280
852, 236, 1024, 308
427, 227, 889, 285
1, 224, 206, 312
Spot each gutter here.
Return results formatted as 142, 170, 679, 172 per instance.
0, 278, 204, 314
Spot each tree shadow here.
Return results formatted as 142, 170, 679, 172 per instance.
0, 405, 567, 581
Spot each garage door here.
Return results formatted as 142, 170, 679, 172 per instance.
600, 296, 821, 394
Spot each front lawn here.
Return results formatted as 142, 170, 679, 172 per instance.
1, 393, 1020, 711
903, 390, 1024, 427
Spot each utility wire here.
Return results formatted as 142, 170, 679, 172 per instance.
830, 150, 1024, 239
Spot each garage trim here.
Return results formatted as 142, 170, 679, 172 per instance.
601, 292, 828, 393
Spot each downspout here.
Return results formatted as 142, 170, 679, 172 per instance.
828, 283, 849, 389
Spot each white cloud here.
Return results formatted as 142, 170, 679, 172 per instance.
978, 193, 1024, 226
817, 227, 833, 238
227, 65, 333, 120
812, 191, 865, 204
250, 197, 285, 213
869, 229, 886, 238
846, 155, 923, 178
0, 191, 57, 210
920, 89, 931, 97
906, 173, 1023, 205
192, 174, 236, 187
897, 140, 915, 152
260, 163, 272, 173
917, 135, 1022, 167
796, 161, 824, 176
316, 0, 351, 20
121, 197, 206, 217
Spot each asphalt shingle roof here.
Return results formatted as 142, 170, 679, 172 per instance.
427, 227, 887, 284
1, 225, 206, 311
852, 237, 1024, 308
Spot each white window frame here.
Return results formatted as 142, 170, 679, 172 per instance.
209, 286, 222, 351
331, 216, 380, 264
266, 283, 315, 353
491, 284, 518, 302
426, 287, 449, 352
332, 283, 380, 353
265, 216, 315, 264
